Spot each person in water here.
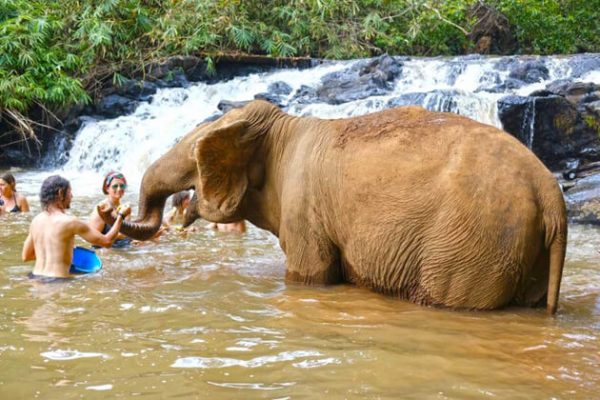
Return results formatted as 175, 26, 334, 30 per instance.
21, 175, 131, 279
0, 172, 30, 214
163, 190, 192, 228
209, 220, 247, 233
165, 190, 246, 233
89, 171, 133, 247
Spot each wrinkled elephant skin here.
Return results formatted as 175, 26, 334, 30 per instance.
104, 100, 567, 313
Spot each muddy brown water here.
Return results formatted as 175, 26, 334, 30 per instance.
0, 186, 599, 399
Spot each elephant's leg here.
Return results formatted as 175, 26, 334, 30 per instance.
280, 224, 341, 285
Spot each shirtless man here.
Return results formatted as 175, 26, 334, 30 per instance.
21, 175, 131, 279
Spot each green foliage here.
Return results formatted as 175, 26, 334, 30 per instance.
1, 0, 598, 139
0, 0, 89, 113
494, 0, 600, 54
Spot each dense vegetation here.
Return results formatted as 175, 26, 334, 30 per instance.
1, 0, 598, 140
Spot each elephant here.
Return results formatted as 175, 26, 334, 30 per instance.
100, 100, 567, 313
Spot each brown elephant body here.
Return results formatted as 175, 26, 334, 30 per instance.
102, 100, 567, 312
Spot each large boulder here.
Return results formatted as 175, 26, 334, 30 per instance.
498, 83, 600, 171
253, 81, 294, 107
563, 169, 600, 225
291, 54, 402, 105
567, 54, 600, 79
482, 57, 550, 92
544, 81, 600, 110
95, 94, 139, 118
110, 79, 158, 101
145, 56, 208, 84
387, 92, 428, 108
508, 59, 549, 83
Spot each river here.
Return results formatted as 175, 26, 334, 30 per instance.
1, 55, 600, 398
1, 183, 599, 398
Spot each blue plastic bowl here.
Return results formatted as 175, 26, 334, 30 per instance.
70, 246, 103, 274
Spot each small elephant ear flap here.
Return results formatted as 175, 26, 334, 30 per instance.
194, 120, 256, 218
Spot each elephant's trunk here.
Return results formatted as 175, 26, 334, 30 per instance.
122, 192, 167, 240
97, 187, 169, 241
99, 147, 197, 240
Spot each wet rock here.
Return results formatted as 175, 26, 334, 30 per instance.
268, 81, 293, 95
146, 56, 209, 84
254, 92, 285, 107
498, 94, 600, 169
96, 94, 139, 118
542, 81, 600, 145
291, 85, 318, 104
567, 54, 600, 79
294, 54, 402, 105
217, 100, 251, 113
544, 81, 600, 108
482, 77, 525, 93
111, 79, 158, 101
0, 145, 36, 168
587, 100, 600, 117
493, 56, 519, 72
561, 158, 581, 180
154, 70, 190, 88
564, 171, 600, 225
253, 81, 293, 107
387, 92, 428, 108
497, 95, 531, 142
508, 59, 549, 83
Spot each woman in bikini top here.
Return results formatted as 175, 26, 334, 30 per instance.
89, 171, 133, 248
0, 173, 30, 214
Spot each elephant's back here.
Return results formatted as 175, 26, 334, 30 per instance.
331, 107, 563, 309
335, 106, 466, 149
335, 105, 553, 191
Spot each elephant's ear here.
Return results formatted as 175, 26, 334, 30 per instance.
194, 120, 258, 218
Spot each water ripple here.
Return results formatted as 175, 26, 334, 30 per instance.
206, 381, 296, 390
171, 350, 321, 369
86, 384, 113, 391
41, 349, 107, 361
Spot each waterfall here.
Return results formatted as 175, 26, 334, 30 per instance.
527, 97, 537, 149
57, 54, 598, 196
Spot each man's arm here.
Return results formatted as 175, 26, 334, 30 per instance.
89, 206, 106, 232
22, 232, 35, 261
75, 214, 125, 248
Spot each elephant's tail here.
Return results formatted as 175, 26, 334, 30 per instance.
544, 209, 567, 316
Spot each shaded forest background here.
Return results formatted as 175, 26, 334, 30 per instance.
1, 0, 599, 147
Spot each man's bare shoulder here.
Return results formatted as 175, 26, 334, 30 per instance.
32, 211, 79, 228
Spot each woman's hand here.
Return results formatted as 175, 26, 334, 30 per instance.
117, 203, 132, 218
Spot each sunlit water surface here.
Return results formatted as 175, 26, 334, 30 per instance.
0, 172, 599, 400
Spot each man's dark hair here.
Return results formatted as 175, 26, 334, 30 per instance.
40, 175, 70, 210
171, 190, 190, 209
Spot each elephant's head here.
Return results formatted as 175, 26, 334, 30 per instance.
100, 100, 277, 240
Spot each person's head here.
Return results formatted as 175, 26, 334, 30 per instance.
40, 175, 71, 210
0, 172, 17, 197
102, 171, 127, 200
172, 190, 191, 211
